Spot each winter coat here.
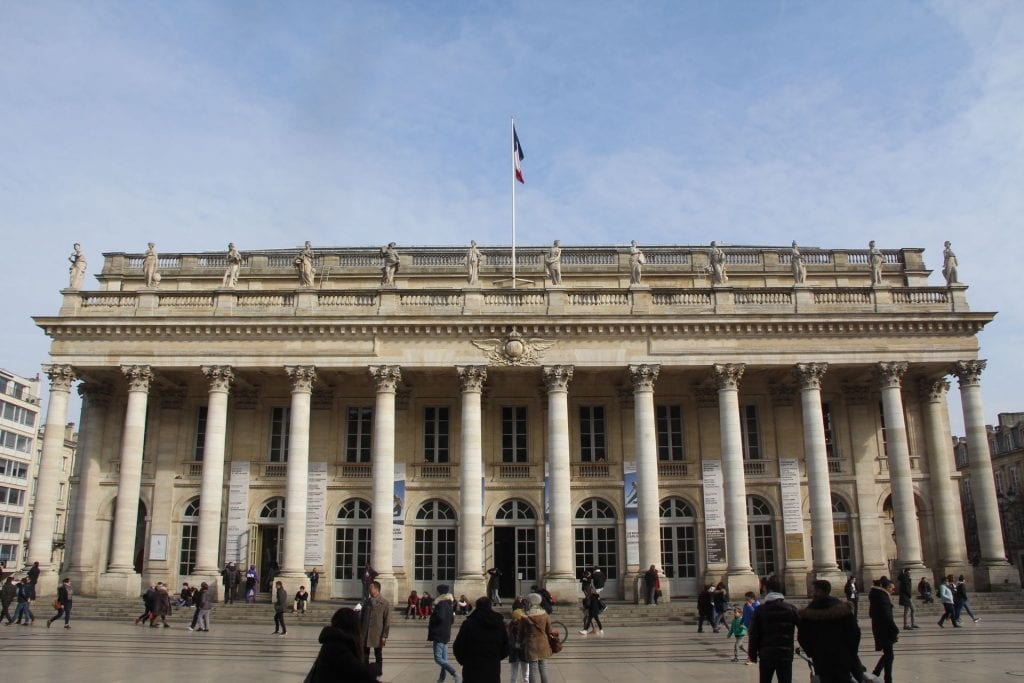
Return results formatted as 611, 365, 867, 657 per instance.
518, 609, 553, 662
153, 588, 171, 617
897, 572, 913, 606
428, 593, 455, 643
747, 594, 799, 662
938, 582, 954, 605
274, 586, 288, 613
57, 584, 72, 606
453, 607, 510, 683
583, 593, 603, 618
955, 582, 968, 604
1, 580, 15, 607
697, 589, 714, 618
797, 596, 863, 681
727, 616, 747, 638
199, 588, 213, 610
486, 570, 501, 593
712, 587, 728, 614
307, 626, 378, 683
868, 585, 899, 651
360, 594, 391, 648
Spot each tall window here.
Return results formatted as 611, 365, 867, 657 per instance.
656, 405, 685, 461
741, 404, 761, 460
0, 516, 21, 534
995, 470, 1005, 495
179, 498, 200, 575
423, 407, 450, 463
269, 407, 290, 462
832, 495, 853, 573
573, 499, 617, 579
193, 406, 208, 461
579, 406, 606, 462
346, 407, 373, 463
747, 496, 775, 576
1010, 466, 1021, 494
501, 406, 528, 463
822, 403, 836, 458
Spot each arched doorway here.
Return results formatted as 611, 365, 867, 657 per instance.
255, 497, 285, 592
832, 494, 854, 573
660, 496, 698, 596
106, 497, 148, 574
178, 498, 200, 576
493, 499, 538, 599
573, 498, 619, 595
333, 498, 372, 598
412, 499, 457, 593
747, 495, 776, 577
881, 493, 925, 574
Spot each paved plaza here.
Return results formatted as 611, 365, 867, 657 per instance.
2, 610, 1023, 682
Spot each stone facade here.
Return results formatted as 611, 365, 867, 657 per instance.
30, 242, 1020, 600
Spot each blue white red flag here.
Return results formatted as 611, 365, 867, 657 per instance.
513, 126, 525, 184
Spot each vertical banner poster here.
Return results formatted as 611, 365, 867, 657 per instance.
392, 464, 406, 566
225, 461, 250, 565
702, 460, 726, 564
779, 459, 806, 561
623, 461, 639, 566
304, 461, 328, 566
544, 462, 550, 572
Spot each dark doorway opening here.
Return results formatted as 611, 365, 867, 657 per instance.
494, 527, 516, 597
259, 526, 281, 592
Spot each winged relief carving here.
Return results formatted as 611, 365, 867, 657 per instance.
472, 330, 553, 366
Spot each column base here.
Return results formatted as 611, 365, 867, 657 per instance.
725, 569, 760, 598
98, 570, 142, 598
64, 567, 99, 597
632, 572, 671, 604
540, 576, 581, 607
455, 574, 487, 601
972, 561, 1022, 591
271, 571, 312, 601
33, 569, 60, 598
813, 568, 851, 596
931, 561, 971, 586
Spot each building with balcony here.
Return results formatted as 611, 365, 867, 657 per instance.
29, 241, 1020, 600
0, 369, 41, 572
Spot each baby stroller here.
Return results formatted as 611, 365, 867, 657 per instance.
794, 648, 883, 683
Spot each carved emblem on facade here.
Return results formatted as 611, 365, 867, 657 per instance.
472, 330, 553, 366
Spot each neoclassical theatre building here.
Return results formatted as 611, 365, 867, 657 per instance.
30, 240, 1018, 601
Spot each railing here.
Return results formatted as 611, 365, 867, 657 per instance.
574, 463, 611, 478
81, 294, 136, 308
495, 463, 534, 480
262, 462, 288, 478
827, 459, 843, 475
336, 463, 372, 479
413, 463, 452, 480
180, 462, 204, 478
411, 252, 465, 267
568, 292, 629, 306
158, 294, 214, 309
562, 250, 617, 266
482, 292, 545, 307
236, 293, 295, 308
399, 293, 463, 307
657, 461, 690, 478
743, 460, 772, 477
734, 290, 792, 305
892, 288, 948, 305
652, 290, 713, 306
318, 293, 377, 307
847, 250, 902, 265
814, 289, 872, 305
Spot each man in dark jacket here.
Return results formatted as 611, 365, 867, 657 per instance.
453, 597, 510, 683
896, 568, 918, 630
428, 584, 459, 683
486, 568, 503, 606
747, 578, 799, 683
1, 575, 15, 624
797, 579, 863, 683
696, 584, 715, 633
308, 607, 378, 683
869, 577, 900, 683
272, 580, 287, 635
221, 562, 240, 604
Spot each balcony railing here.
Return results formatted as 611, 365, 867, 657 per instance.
657, 461, 690, 478
573, 463, 611, 479
494, 463, 535, 480
743, 460, 774, 477
336, 463, 372, 479
827, 459, 844, 475
412, 463, 452, 480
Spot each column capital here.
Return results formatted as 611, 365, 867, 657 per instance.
285, 365, 317, 393
876, 361, 908, 389
628, 364, 660, 392
42, 364, 77, 392
369, 365, 402, 392
456, 365, 488, 393
202, 365, 235, 393
795, 362, 828, 391
542, 365, 574, 392
953, 359, 986, 387
121, 365, 153, 392
919, 377, 950, 402
77, 381, 113, 407
712, 363, 745, 391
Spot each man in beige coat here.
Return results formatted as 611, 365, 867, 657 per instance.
360, 580, 391, 678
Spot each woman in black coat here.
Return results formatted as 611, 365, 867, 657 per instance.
868, 578, 900, 683
453, 597, 510, 683
307, 607, 378, 683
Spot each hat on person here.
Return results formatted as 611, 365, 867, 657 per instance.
878, 576, 891, 588
527, 593, 543, 607
437, 584, 450, 594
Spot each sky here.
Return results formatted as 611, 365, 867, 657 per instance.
1, 1, 1022, 434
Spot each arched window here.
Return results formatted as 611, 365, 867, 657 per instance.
573, 498, 618, 580
496, 499, 537, 521
659, 497, 696, 519
832, 493, 853, 572
660, 497, 697, 582
337, 499, 372, 520
575, 498, 616, 520
416, 500, 456, 521
260, 498, 286, 520
179, 497, 200, 576
413, 500, 457, 586
746, 495, 775, 576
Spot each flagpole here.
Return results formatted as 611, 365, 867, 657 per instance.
511, 115, 517, 290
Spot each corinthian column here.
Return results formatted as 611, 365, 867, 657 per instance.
194, 365, 233, 575
877, 362, 925, 570
369, 365, 401, 598
953, 360, 1018, 588
714, 363, 758, 595
630, 364, 661, 575
796, 363, 840, 577
457, 366, 487, 584
281, 365, 315, 581
543, 366, 574, 593
107, 366, 152, 579
27, 364, 76, 592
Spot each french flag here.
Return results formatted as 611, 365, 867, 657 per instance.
513, 125, 525, 184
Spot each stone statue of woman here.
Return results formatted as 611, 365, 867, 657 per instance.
380, 242, 400, 286
709, 241, 728, 284
466, 240, 482, 285
222, 243, 243, 288
868, 240, 883, 285
68, 243, 87, 290
295, 241, 315, 288
790, 241, 806, 284
629, 240, 645, 285
942, 241, 958, 285
545, 240, 562, 285
143, 242, 159, 288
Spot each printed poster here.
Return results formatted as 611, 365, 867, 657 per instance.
225, 461, 250, 564
392, 463, 405, 566
623, 461, 639, 566
779, 458, 806, 561
304, 461, 328, 566
702, 460, 726, 564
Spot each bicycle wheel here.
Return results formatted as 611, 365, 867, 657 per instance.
551, 620, 569, 643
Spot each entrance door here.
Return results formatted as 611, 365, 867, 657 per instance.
494, 527, 516, 597
660, 497, 698, 596
494, 499, 539, 599
258, 526, 282, 592
334, 526, 371, 597
413, 527, 456, 592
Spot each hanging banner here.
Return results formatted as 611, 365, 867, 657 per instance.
225, 461, 250, 564
543, 462, 550, 572
702, 460, 726, 564
304, 461, 328, 566
779, 458, 806, 560
623, 461, 639, 566
392, 463, 406, 566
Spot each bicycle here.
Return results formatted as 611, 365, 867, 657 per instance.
549, 619, 569, 643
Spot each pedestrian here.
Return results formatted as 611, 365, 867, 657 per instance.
747, 577, 799, 683
360, 580, 391, 678
305, 607, 378, 683
307, 568, 320, 601
454, 596, 510, 683
868, 576, 900, 683
954, 575, 979, 623
405, 590, 420, 619
697, 584, 715, 633
245, 564, 258, 603
578, 586, 604, 636
13, 577, 33, 626
456, 594, 472, 616
46, 577, 74, 629
797, 579, 864, 683
293, 585, 309, 614
937, 574, 958, 628
221, 562, 239, 604
741, 591, 761, 628
529, 584, 554, 614
361, 563, 378, 599
591, 567, 606, 595
487, 567, 503, 606
507, 608, 528, 683
844, 575, 859, 618
1, 575, 15, 625
726, 606, 748, 663
897, 568, 918, 630
27, 561, 40, 594
580, 569, 593, 595
428, 584, 459, 683
519, 593, 554, 683
712, 581, 728, 628
272, 580, 287, 635
150, 582, 171, 627
193, 582, 212, 632
643, 564, 659, 605
135, 583, 155, 625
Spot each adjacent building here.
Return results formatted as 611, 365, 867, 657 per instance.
29, 241, 1020, 600
0, 369, 41, 571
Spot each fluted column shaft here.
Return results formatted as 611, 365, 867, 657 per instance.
27, 365, 77, 568
109, 365, 152, 572
370, 366, 401, 576
544, 366, 574, 578
920, 379, 967, 567
715, 364, 752, 574
877, 362, 924, 568
64, 383, 111, 581
955, 361, 1007, 563
457, 366, 487, 578
281, 366, 315, 576
797, 363, 838, 572
630, 365, 661, 570
195, 366, 233, 574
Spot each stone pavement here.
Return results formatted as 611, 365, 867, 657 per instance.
2, 610, 1023, 682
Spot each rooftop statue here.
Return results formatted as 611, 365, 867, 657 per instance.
545, 240, 562, 285
68, 243, 86, 290
709, 241, 728, 284
143, 242, 160, 288
380, 242, 400, 286
294, 241, 315, 288
942, 241, 959, 286
791, 241, 807, 284
629, 240, 645, 285
466, 240, 482, 285
223, 243, 242, 288
869, 240, 883, 286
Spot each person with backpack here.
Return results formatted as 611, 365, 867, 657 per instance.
578, 586, 604, 637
